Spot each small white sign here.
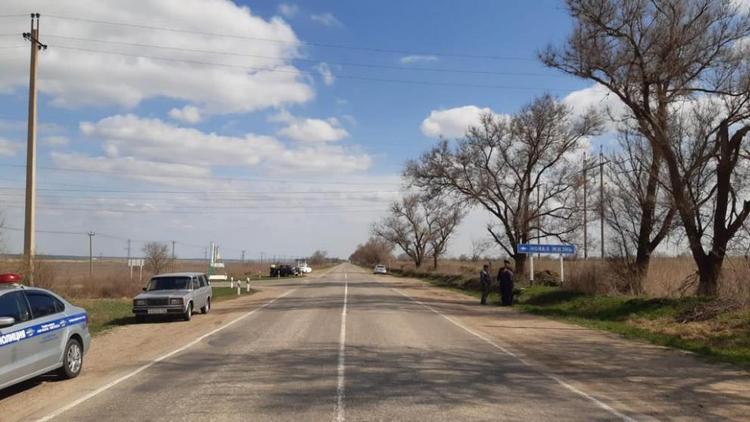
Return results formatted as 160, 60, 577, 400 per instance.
128, 259, 145, 267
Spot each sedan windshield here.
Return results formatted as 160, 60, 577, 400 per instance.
147, 277, 189, 291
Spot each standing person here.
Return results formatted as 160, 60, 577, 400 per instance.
479, 264, 491, 305
498, 260, 514, 306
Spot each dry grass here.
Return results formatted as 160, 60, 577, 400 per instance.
391, 256, 750, 303
0, 258, 272, 299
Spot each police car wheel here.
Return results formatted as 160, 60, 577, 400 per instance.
59, 338, 83, 379
201, 298, 210, 314
183, 302, 193, 321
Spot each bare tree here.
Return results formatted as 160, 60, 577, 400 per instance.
405, 95, 601, 276
542, 0, 750, 295
372, 194, 432, 268
349, 237, 394, 267
604, 129, 676, 293
143, 242, 172, 275
471, 238, 494, 262
424, 196, 465, 269
309, 250, 328, 266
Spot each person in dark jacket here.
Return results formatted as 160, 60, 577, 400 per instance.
479, 264, 491, 305
498, 260, 514, 306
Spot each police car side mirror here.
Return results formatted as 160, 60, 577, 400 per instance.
0, 316, 15, 328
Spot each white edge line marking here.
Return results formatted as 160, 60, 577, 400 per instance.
334, 274, 348, 422
35, 288, 298, 422
390, 287, 638, 422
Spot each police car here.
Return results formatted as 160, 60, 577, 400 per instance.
0, 273, 91, 391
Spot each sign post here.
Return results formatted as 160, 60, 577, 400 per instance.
516, 243, 576, 284
560, 254, 565, 283
529, 254, 535, 284
128, 258, 145, 282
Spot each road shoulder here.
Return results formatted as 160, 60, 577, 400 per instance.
0, 274, 320, 422
375, 272, 750, 421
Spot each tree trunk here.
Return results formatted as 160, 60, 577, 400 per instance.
631, 251, 650, 295
696, 253, 723, 296
514, 254, 527, 279
433, 255, 438, 270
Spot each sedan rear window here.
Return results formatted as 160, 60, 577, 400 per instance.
26, 292, 63, 319
146, 277, 190, 291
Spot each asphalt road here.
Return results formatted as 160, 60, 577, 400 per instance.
33, 264, 749, 421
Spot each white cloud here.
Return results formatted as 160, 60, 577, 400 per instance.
420, 105, 495, 138
563, 83, 626, 132
168, 105, 202, 124
0, 0, 313, 116
315, 62, 335, 86
400, 55, 439, 65
271, 111, 349, 143
77, 114, 366, 175
51, 152, 213, 186
278, 3, 299, 18
43, 135, 70, 146
311, 12, 342, 27
0, 138, 19, 156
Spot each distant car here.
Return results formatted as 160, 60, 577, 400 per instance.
0, 273, 91, 391
373, 264, 387, 275
132, 272, 212, 322
270, 264, 299, 277
298, 263, 312, 274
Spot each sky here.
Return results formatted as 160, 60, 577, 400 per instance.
0, 0, 615, 260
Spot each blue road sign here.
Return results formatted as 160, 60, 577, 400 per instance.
517, 243, 576, 255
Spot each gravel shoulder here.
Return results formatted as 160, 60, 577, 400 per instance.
372, 268, 750, 421
0, 273, 324, 422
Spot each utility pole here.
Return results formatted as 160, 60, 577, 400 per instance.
600, 146, 606, 259
88, 231, 95, 278
204, 247, 208, 261
171, 240, 176, 260
126, 239, 131, 260
241, 250, 245, 263
22, 13, 46, 286
582, 152, 588, 260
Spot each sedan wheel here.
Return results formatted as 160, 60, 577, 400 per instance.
183, 302, 193, 321
58, 338, 83, 379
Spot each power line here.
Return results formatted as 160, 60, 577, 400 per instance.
0, 186, 398, 195
45, 14, 535, 61
0, 163, 401, 186
49, 44, 570, 92
45, 34, 559, 78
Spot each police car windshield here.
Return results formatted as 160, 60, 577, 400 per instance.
146, 277, 189, 291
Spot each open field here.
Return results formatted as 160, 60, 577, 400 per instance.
389, 256, 750, 301
0, 258, 301, 299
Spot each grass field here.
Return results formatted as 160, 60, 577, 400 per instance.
0, 258, 309, 299
74, 286, 257, 335
390, 256, 750, 301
